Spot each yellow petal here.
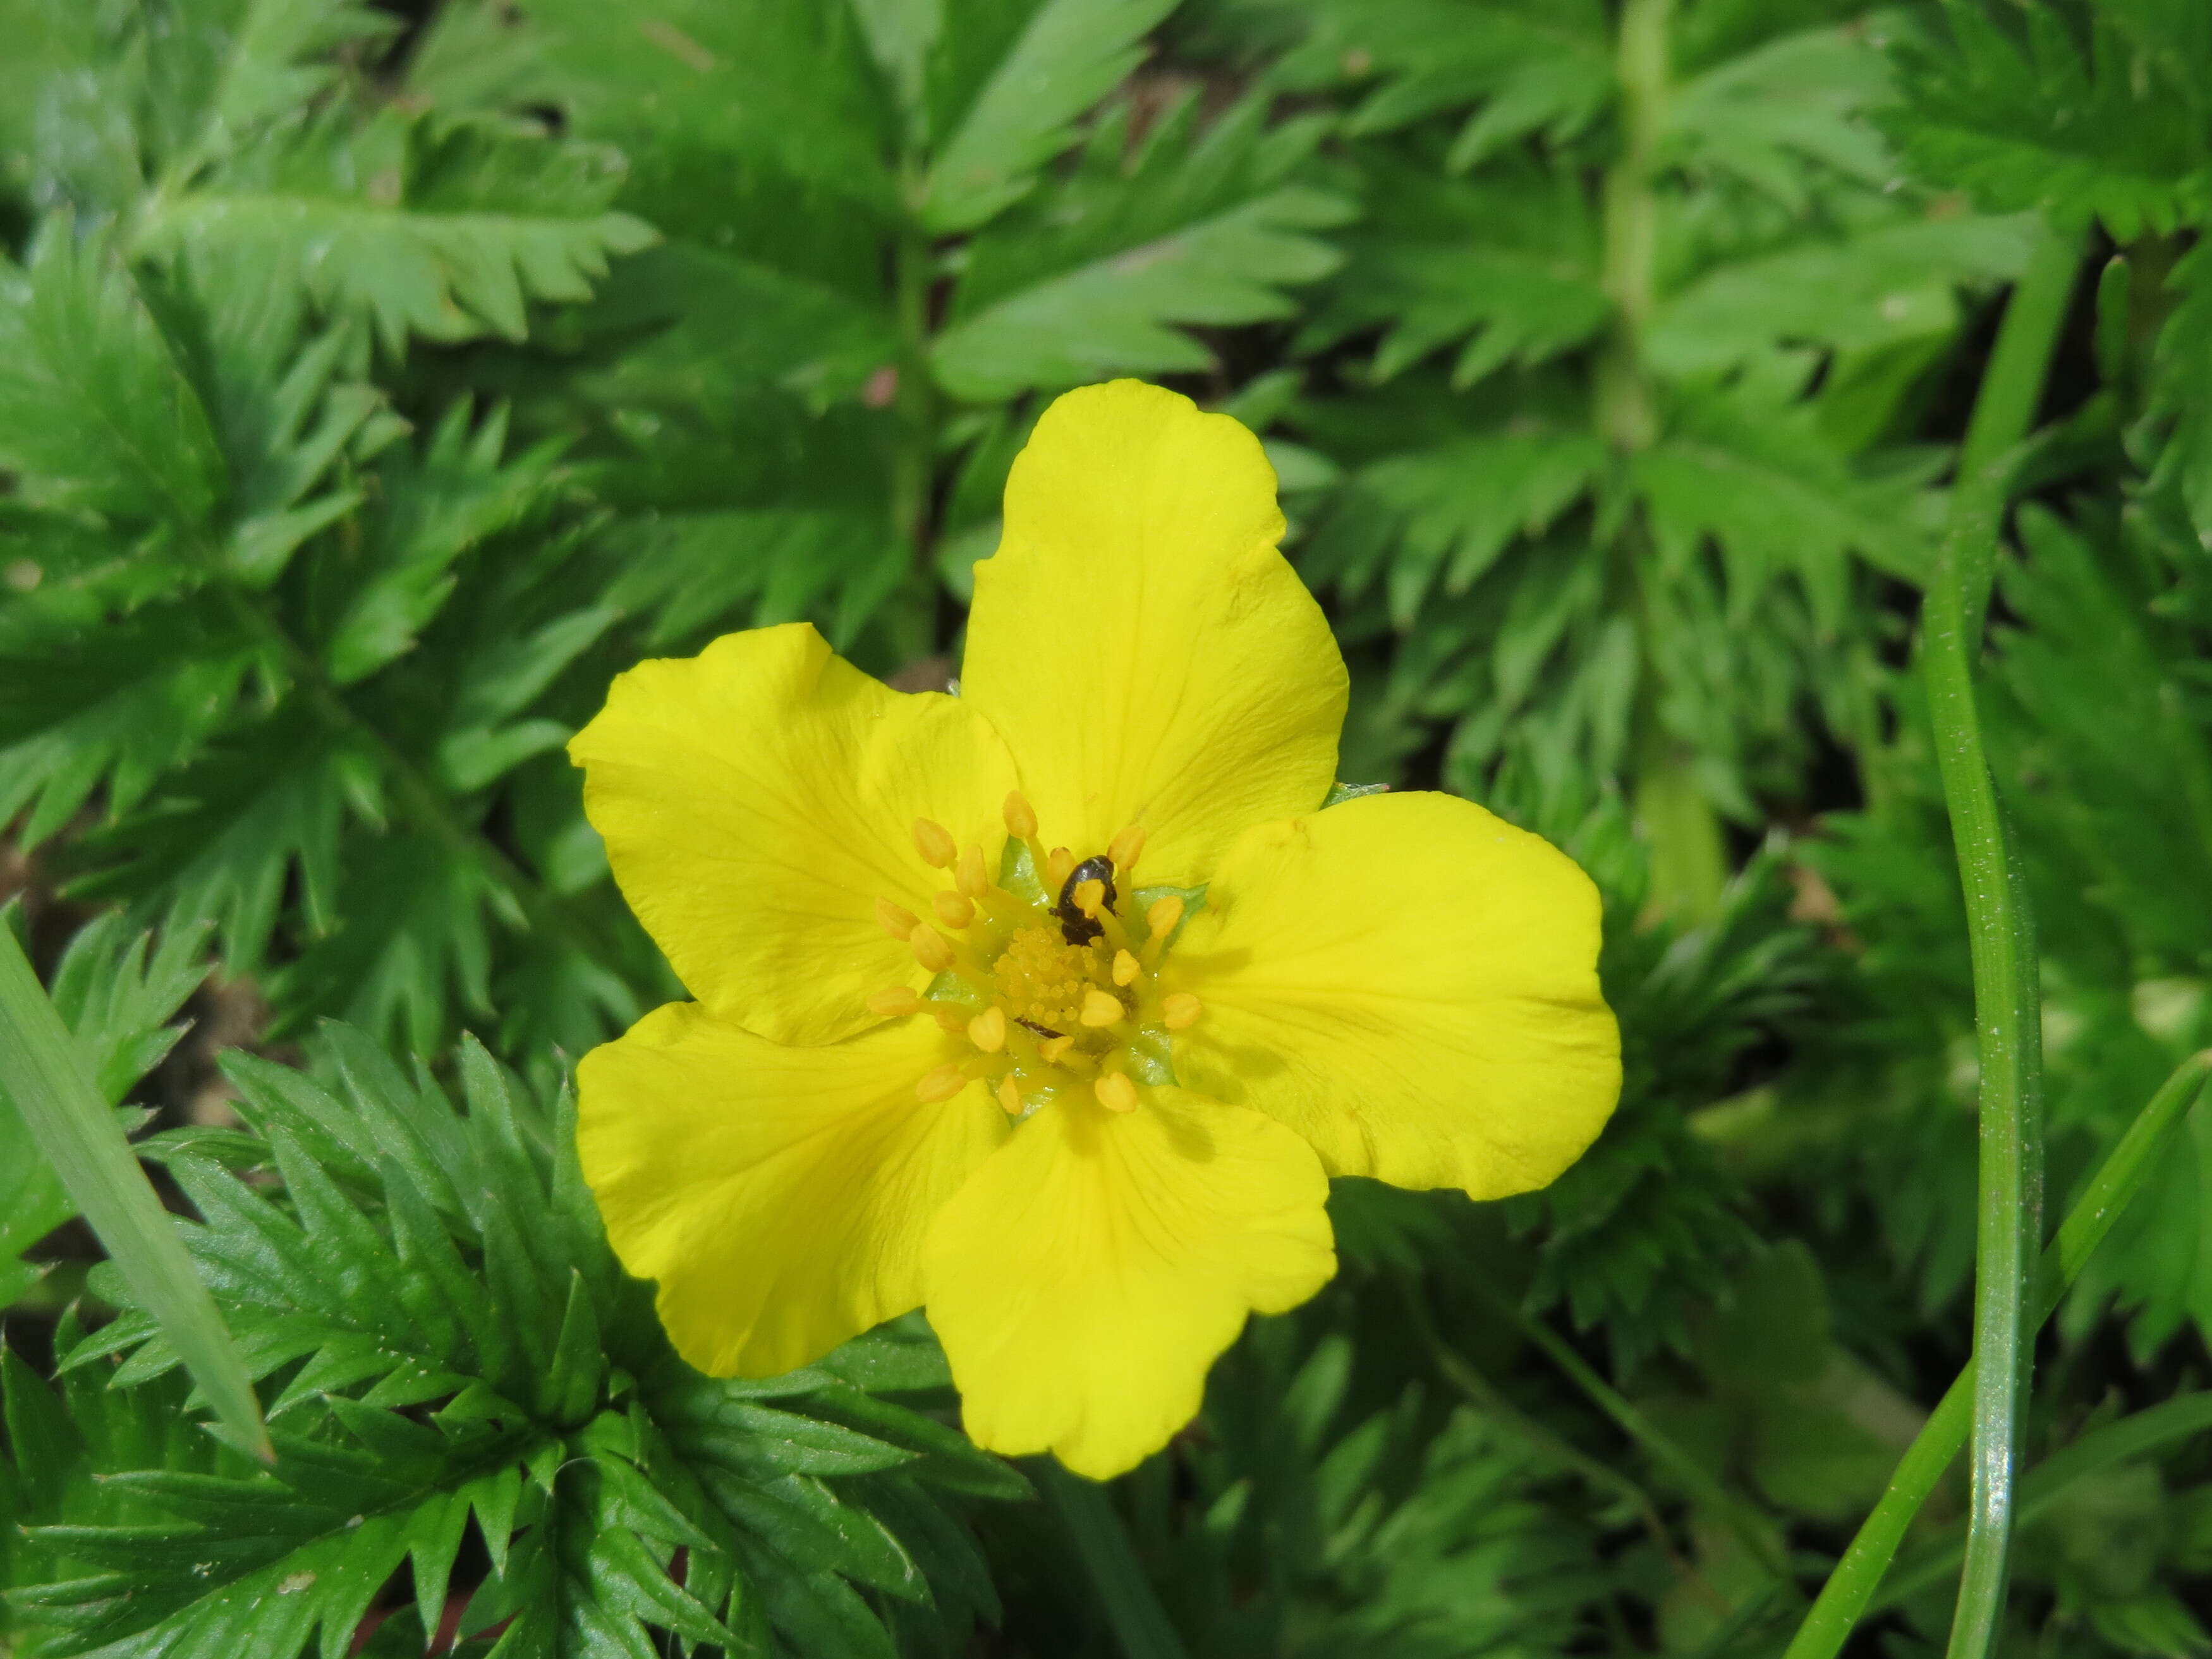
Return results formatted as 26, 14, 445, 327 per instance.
569, 623, 1020, 1046
578, 1000, 1008, 1378
1169, 792, 1620, 1199
962, 381, 1347, 885
923, 1087, 1334, 1479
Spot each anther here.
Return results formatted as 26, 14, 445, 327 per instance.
1079, 989, 1124, 1028
1045, 847, 1076, 889
909, 925, 956, 974
932, 890, 975, 929
877, 899, 920, 940
913, 818, 957, 868
968, 1007, 1007, 1054
1145, 896, 1184, 939
1112, 949, 1139, 987
1162, 992, 1203, 1030
996, 1076, 1025, 1116
915, 1064, 968, 1103
1073, 878, 1105, 919
1004, 791, 1038, 841
1038, 1034, 1075, 1065
1107, 822, 1146, 873
1094, 1073, 1139, 1114
868, 986, 922, 1018
955, 844, 990, 900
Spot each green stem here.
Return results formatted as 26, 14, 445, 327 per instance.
1030, 1459, 1189, 1659
1781, 1048, 2209, 1659
1472, 1279, 1789, 1580
0, 925, 272, 1460
1918, 224, 2078, 1659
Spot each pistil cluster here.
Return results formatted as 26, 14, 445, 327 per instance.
868, 792, 1201, 1117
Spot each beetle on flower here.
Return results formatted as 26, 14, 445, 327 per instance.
569, 379, 1622, 1479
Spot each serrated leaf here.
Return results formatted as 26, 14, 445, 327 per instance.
921, 0, 1176, 233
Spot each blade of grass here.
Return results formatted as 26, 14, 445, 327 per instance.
1783, 1047, 2211, 1659
1919, 221, 2080, 1659
1875, 1391, 2212, 1610
1030, 1457, 1190, 1659
0, 922, 270, 1461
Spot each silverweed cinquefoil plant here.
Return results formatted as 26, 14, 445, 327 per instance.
568, 381, 1622, 1478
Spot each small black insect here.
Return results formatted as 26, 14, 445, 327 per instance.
1015, 1016, 1065, 1040
1055, 854, 1119, 945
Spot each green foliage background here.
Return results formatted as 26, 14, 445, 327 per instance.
2, 0, 2210, 1655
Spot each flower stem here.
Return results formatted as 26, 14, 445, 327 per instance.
1030, 1458, 1190, 1659
1917, 222, 2079, 1659
1775, 1048, 2209, 1659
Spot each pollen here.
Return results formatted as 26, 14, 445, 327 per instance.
915, 1064, 968, 1103
1079, 988, 1124, 1028
913, 817, 957, 868
955, 844, 990, 899
1095, 1073, 1139, 1113
910, 925, 956, 974
868, 986, 921, 1018
889, 818, 1209, 1119
968, 1006, 1008, 1053
992, 924, 1102, 1033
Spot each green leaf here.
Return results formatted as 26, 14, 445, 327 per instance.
921, 0, 1177, 234
134, 112, 657, 354
0, 922, 269, 1461
935, 97, 1351, 398
0, 222, 228, 530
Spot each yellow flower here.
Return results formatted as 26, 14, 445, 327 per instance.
569, 380, 1621, 1479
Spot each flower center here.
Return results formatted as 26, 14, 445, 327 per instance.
866, 792, 1203, 1118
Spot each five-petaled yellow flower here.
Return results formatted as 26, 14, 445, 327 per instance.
570, 380, 1621, 1479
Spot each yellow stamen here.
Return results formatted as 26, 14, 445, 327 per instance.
877, 899, 920, 940
909, 925, 956, 974
956, 844, 990, 899
913, 818, 957, 868
1107, 822, 1146, 873
996, 1076, 1025, 1115
867, 986, 921, 1018
933, 1004, 968, 1034
916, 1064, 968, 1103
1073, 878, 1105, 918
968, 1006, 1007, 1053
1145, 895, 1184, 939
1003, 791, 1038, 841
932, 890, 975, 929
1094, 1073, 1138, 1114
1079, 988, 1124, 1028
1112, 949, 1139, 986
1045, 846, 1076, 889
1162, 992, 1203, 1030
1038, 1034, 1074, 1065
